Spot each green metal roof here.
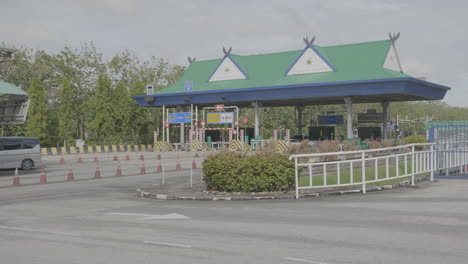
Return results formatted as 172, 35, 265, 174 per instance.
158, 40, 410, 94
425, 121, 468, 130
0, 81, 28, 96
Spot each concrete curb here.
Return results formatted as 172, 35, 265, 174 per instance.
136, 175, 431, 201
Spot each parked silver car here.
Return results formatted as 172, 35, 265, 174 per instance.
0, 137, 42, 170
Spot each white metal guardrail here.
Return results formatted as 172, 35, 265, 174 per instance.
289, 143, 445, 199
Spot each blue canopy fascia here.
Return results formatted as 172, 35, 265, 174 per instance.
133, 77, 450, 107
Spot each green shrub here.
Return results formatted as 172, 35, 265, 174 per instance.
202, 152, 295, 192
403, 135, 427, 144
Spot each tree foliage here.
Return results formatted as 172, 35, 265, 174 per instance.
58, 78, 76, 146
0, 43, 184, 147
25, 77, 48, 142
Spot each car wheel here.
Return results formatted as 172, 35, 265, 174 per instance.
21, 159, 34, 170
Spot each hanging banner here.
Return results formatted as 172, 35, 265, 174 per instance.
206, 112, 234, 124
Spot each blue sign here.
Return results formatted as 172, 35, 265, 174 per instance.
318, 115, 344, 125
184, 81, 193, 92
168, 112, 192, 124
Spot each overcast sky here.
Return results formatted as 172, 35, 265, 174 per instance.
2, 0, 467, 107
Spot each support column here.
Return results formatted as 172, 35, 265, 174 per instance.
296, 105, 304, 136
344, 97, 353, 140
382, 102, 389, 140
253, 101, 262, 138
162, 105, 165, 144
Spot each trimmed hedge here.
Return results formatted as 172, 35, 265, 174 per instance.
202, 152, 295, 192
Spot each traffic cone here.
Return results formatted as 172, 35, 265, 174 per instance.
59, 156, 65, 164
13, 168, 20, 185
67, 165, 74, 181
113, 153, 119, 161
95, 164, 102, 179
139, 152, 144, 161
116, 162, 122, 177
192, 159, 197, 169
39, 168, 47, 184
157, 160, 162, 173
176, 159, 182, 171
78, 154, 84, 163
140, 162, 146, 175
125, 152, 130, 160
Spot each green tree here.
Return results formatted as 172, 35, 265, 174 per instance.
113, 81, 131, 143
91, 74, 115, 144
25, 77, 48, 142
58, 77, 76, 146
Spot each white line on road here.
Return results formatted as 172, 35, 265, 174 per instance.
108, 212, 190, 220
0, 225, 81, 237
143, 240, 192, 248
283, 257, 328, 264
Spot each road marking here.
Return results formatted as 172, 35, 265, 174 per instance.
108, 212, 190, 220
283, 257, 328, 264
0, 225, 81, 237
143, 240, 192, 248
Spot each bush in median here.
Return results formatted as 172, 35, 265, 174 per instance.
202, 152, 295, 192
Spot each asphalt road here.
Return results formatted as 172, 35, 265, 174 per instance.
0, 151, 207, 187
0, 155, 467, 263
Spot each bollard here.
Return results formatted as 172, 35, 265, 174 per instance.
190, 167, 193, 188
67, 165, 74, 181
113, 153, 119, 161
157, 153, 161, 160
78, 154, 84, 163
39, 168, 47, 184
194, 153, 199, 158
125, 152, 130, 161
139, 152, 144, 161
95, 164, 102, 179
192, 159, 197, 169
94, 155, 99, 162
13, 168, 20, 185
60, 156, 65, 164
157, 160, 162, 173
116, 162, 122, 177
140, 162, 146, 175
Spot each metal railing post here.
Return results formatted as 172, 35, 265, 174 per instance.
362, 152, 366, 194
411, 145, 415, 186
430, 144, 434, 181
295, 157, 299, 199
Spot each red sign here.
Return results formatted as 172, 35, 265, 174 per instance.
165, 123, 169, 128
201, 120, 206, 127
242, 117, 248, 124
164, 120, 169, 125
194, 122, 198, 127
214, 104, 224, 111
233, 129, 237, 135
234, 120, 239, 127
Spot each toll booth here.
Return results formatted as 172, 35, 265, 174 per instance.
358, 127, 381, 140
309, 126, 335, 140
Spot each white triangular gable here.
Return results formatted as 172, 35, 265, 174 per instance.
208, 56, 247, 82
287, 47, 334, 76
383, 44, 402, 72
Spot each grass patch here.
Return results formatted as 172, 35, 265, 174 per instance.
298, 161, 427, 187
